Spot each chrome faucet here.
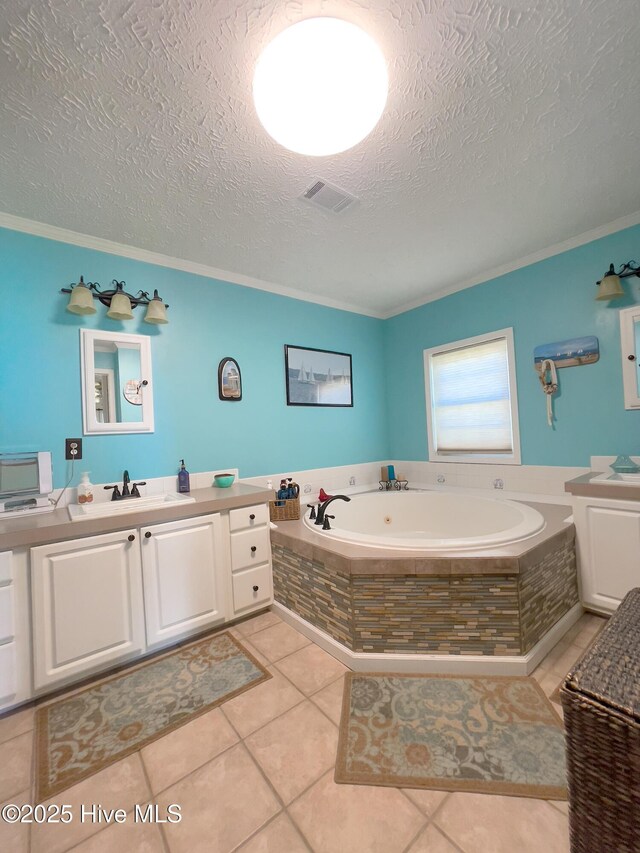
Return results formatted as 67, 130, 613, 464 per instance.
315, 494, 351, 525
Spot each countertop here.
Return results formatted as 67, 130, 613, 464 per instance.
565, 472, 640, 501
270, 500, 574, 576
0, 483, 274, 551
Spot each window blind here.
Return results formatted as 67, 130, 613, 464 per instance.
430, 336, 513, 454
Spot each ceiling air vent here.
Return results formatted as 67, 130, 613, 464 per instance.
300, 179, 357, 213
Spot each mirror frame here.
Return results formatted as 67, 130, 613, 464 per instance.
80, 328, 155, 434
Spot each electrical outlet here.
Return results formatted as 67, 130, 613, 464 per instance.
65, 438, 82, 460
349, 476, 356, 486
493, 478, 504, 490
303, 483, 312, 494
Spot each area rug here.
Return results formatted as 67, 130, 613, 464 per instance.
35, 631, 270, 799
335, 672, 567, 799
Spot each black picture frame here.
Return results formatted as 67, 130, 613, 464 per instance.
284, 345, 353, 407
218, 357, 242, 401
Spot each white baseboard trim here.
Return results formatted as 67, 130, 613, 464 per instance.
272, 601, 584, 676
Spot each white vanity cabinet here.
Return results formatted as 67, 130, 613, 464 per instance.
0, 550, 30, 711
229, 503, 273, 616
141, 514, 226, 648
573, 495, 640, 614
31, 529, 146, 690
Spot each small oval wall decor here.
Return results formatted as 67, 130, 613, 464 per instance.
218, 357, 242, 401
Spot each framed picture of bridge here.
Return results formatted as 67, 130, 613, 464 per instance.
284, 345, 353, 407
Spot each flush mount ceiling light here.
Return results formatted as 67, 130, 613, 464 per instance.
253, 17, 388, 156
595, 261, 640, 301
62, 277, 169, 324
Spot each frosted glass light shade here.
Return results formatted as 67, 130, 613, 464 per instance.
144, 294, 168, 324
66, 282, 96, 315
253, 18, 388, 156
596, 273, 624, 301
107, 291, 134, 320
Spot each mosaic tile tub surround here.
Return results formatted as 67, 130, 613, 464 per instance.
271, 523, 578, 656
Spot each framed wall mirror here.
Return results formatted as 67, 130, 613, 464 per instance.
80, 329, 155, 434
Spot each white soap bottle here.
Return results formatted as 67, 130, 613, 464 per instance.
78, 472, 94, 504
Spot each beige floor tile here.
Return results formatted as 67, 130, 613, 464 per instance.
289, 771, 426, 853
0, 788, 32, 853
407, 823, 461, 853
572, 613, 607, 649
235, 610, 282, 637
275, 644, 347, 696
0, 706, 35, 745
156, 743, 280, 853
141, 707, 239, 793
402, 788, 449, 817
245, 701, 338, 805
544, 641, 584, 679
310, 675, 346, 725
0, 731, 33, 802
549, 799, 569, 815
31, 754, 150, 853
237, 812, 309, 852
240, 638, 270, 666
435, 792, 570, 853
221, 672, 304, 738
249, 622, 311, 663
70, 818, 165, 852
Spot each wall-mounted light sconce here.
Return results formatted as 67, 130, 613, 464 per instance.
61, 277, 169, 324
595, 261, 640, 301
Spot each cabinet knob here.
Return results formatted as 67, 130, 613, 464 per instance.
628, 354, 636, 361
145, 531, 151, 539
253, 585, 259, 592
249, 513, 255, 520
251, 546, 257, 553
128, 534, 135, 542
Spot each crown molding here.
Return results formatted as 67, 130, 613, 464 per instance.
0, 210, 383, 319
382, 209, 640, 319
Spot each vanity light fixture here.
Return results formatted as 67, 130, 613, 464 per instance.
62, 277, 169, 324
595, 261, 640, 301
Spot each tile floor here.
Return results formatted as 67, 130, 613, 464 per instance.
0, 609, 606, 853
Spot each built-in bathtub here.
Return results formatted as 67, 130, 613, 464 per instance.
304, 490, 545, 550
271, 490, 580, 675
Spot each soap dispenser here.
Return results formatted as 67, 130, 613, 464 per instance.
178, 459, 190, 493
77, 472, 94, 504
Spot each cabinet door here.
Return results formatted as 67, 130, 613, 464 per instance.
141, 514, 226, 647
574, 497, 640, 613
31, 530, 145, 690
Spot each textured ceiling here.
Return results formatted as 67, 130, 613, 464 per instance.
1, 0, 639, 316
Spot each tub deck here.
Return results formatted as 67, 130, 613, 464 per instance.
271, 501, 578, 658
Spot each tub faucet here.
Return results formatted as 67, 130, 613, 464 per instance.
315, 494, 351, 526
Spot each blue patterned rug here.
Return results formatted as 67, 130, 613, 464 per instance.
36, 631, 270, 799
336, 673, 567, 799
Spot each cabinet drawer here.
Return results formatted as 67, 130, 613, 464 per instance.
232, 564, 272, 613
0, 552, 12, 585
0, 586, 14, 644
229, 503, 269, 532
230, 527, 271, 571
0, 642, 17, 703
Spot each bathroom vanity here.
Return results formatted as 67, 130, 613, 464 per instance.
0, 483, 273, 712
566, 473, 640, 614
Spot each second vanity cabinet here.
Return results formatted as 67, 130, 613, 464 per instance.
29, 503, 273, 693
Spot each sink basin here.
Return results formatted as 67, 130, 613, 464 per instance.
68, 492, 196, 521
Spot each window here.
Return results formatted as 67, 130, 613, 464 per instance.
424, 328, 521, 464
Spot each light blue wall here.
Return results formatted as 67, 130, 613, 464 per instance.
0, 228, 388, 487
384, 223, 640, 466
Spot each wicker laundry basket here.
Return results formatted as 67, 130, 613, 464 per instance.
560, 588, 640, 853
